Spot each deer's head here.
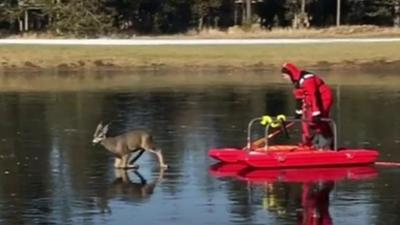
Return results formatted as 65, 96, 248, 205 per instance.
92, 122, 110, 144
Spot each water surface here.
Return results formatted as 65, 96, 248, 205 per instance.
0, 70, 399, 225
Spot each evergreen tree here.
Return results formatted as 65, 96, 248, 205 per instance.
105, 0, 142, 32
256, 0, 288, 28
344, 0, 399, 26
190, 0, 224, 31
46, 0, 114, 37
0, 0, 23, 32
377, 0, 400, 26
152, 0, 191, 33
1, 0, 400, 35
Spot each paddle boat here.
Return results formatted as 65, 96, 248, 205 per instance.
208, 115, 379, 168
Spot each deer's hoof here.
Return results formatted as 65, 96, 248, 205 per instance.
127, 164, 139, 170
161, 164, 168, 169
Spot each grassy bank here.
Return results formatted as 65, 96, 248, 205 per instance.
2, 71, 400, 92
1, 42, 400, 72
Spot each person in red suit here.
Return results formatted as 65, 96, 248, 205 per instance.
281, 63, 333, 149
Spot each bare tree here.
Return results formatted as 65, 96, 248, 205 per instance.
336, 0, 341, 26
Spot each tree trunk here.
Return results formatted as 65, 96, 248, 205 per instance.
294, 0, 309, 29
245, 0, 251, 24
394, 1, 400, 27
24, 9, 29, 31
301, 0, 306, 14
234, 3, 238, 25
19, 19, 23, 32
336, 0, 341, 26
198, 17, 203, 31
242, 3, 245, 24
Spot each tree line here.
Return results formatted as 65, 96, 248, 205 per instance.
0, 0, 399, 37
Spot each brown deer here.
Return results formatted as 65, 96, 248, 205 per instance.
92, 122, 168, 169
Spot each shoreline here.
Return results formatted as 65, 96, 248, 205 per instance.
1, 38, 400, 73
1, 59, 400, 74
1, 70, 400, 93
2, 37, 400, 45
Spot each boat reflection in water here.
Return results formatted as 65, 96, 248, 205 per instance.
209, 163, 378, 225
297, 180, 334, 225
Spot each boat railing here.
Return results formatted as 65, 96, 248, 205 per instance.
246, 116, 337, 151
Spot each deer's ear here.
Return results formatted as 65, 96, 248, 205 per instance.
94, 122, 103, 136
102, 123, 110, 134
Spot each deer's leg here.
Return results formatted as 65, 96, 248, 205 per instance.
146, 149, 168, 168
114, 157, 123, 169
133, 170, 147, 185
120, 154, 130, 169
120, 170, 130, 182
121, 154, 139, 170
114, 168, 124, 179
128, 149, 145, 165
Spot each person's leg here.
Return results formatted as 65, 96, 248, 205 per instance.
312, 133, 333, 150
321, 95, 334, 141
301, 108, 313, 147
301, 124, 314, 147
313, 98, 333, 149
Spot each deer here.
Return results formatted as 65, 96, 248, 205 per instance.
92, 122, 168, 169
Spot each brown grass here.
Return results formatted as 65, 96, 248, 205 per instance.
1, 41, 400, 72
0, 70, 399, 92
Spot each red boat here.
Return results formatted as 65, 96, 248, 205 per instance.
245, 146, 378, 168
209, 146, 379, 168
208, 147, 247, 163
208, 116, 380, 168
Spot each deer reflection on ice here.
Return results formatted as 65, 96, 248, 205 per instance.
96, 168, 165, 213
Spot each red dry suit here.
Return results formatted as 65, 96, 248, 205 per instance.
282, 63, 333, 147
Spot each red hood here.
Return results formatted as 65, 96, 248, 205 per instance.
282, 63, 301, 81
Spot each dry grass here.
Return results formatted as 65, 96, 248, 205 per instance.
1, 70, 399, 92
1, 41, 400, 72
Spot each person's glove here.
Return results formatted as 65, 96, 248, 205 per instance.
293, 89, 305, 98
295, 108, 302, 119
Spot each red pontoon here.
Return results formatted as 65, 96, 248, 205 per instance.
208, 116, 379, 168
